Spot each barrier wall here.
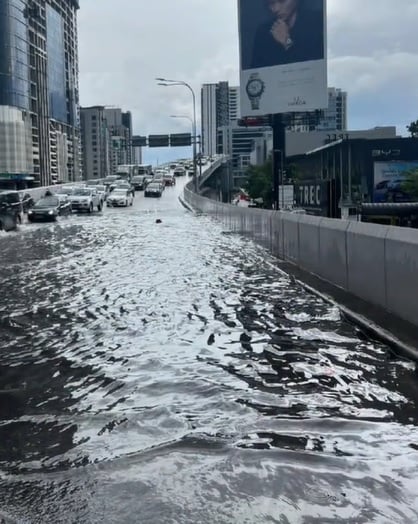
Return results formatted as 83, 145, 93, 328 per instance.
183, 184, 418, 328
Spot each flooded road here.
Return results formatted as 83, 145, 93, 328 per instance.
0, 177, 418, 523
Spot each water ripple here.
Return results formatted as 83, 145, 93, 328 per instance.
0, 184, 417, 522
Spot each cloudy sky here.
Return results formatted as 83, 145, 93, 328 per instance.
78, 0, 418, 163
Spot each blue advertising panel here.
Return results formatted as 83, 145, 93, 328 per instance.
238, 0, 327, 116
373, 161, 418, 203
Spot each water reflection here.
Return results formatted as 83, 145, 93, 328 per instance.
0, 188, 417, 522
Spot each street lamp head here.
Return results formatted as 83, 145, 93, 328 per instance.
155, 77, 166, 82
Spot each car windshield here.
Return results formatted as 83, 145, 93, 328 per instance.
34, 197, 59, 208
112, 190, 127, 195
73, 188, 92, 196
96, 186, 105, 192
56, 188, 73, 195
148, 184, 160, 189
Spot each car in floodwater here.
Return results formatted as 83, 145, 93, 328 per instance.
69, 187, 102, 213
131, 175, 147, 191
114, 181, 135, 197
163, 173, 176, 187
107, 189, 134, 207
0, 191, 22, 231
94, 185, 109, 203
144, 182, 163, 198
173, 166, 186, 177
27, 196, 72, 222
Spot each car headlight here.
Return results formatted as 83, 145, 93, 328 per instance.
28, 210, 33, 214
48, 210, 54, 215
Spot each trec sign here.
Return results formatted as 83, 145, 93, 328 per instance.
294, 180, 330, 216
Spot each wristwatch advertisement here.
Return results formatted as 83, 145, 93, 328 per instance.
245, 73, 265, 111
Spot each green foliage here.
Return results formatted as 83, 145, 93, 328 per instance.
285, 163, 303, 183
245, 157, 273, 208
402, 168, 418, 200
407, 120, 418, 138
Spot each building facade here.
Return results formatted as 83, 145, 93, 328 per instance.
0, 0, 81, 188
288, 87, 348, 133
81, 106, 136, 179
218, 124, 272, 187
201, 82, 240, 157
80, 106, 111, 180
104, 108, 133, 175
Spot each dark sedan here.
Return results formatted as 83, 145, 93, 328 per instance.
144, 182, 163, 198
28, 196, 72, 222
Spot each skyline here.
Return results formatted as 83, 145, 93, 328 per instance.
78, 0, 418, 163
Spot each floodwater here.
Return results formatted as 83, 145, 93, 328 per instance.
0, 177, 418, 524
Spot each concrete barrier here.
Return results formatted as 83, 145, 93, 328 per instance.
318, 218, 350, 290
385, 227, 418, 326
298, 214, 322, 276
346, 221, 388, 309
183, 182, 418, 331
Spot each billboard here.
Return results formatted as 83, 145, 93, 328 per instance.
373, 161, 418, 203
294, 180, 331, 216
238, 0, 327, 116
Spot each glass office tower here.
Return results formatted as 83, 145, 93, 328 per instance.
0, 0, 81, 187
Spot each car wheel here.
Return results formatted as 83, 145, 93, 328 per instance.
88, 203, 93, 214
0, 220, 3, 231
16, 214, 22, 225
98, 203, 102, 212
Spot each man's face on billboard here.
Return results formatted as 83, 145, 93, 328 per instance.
267, 0, 299, 20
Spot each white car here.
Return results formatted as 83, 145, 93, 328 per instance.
69, 187, 102, 213
95, 185, 108, 203
107, 189, 133, 207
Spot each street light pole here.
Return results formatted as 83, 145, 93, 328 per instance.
157, 78, 198, 192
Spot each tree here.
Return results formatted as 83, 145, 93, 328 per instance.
402, 168, 418, 200
245, 157, 273, 208
407, 120, 418, 138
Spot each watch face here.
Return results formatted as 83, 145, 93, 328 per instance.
247, 79, 263, 97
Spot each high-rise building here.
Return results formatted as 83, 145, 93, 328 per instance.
81, 106, 136, 179
218, 124, 272, 187
80, 106, 111, 180
0, 0, 81, 188
317, 87, 347, 131
104, 108, 133, 175
228, 86, 240, 123
288, 88, 348, 133
201, 82, 240, 157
